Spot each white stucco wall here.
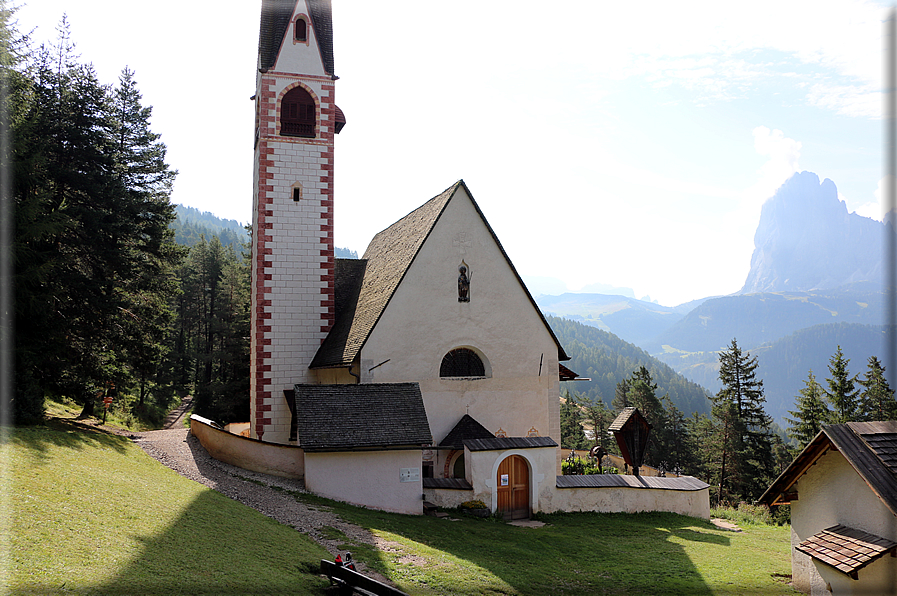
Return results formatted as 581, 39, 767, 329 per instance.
790, 450, 897, 595
359, 186, 562, 472
542, 483, 710, 519
304, 450, 424, 515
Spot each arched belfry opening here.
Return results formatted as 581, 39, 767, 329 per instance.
281, 86, 316, 138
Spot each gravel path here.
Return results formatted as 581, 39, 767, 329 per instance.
130, 426, 385, 573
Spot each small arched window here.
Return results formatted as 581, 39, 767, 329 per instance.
295, 17, 308, 42
281, 86, 316, 138
440, 348, 485, 378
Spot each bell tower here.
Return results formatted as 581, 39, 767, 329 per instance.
251, 0, 343, 442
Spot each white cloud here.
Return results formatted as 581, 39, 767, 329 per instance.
852, 177, 889, 220
751, 126, 802, 199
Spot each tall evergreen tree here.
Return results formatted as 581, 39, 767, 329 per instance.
785, 370, 829, 449
11, 21, 181, 422
625, 366, 667, 468
858, 356, 897, 422
712, 339, 774, 502
560, 391, 589, 450
824, 345, 859, 424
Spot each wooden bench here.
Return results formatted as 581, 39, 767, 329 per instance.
320, 559, 409, 596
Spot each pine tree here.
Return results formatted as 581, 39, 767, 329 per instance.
612, 377, 631, 411
560, 391, 589, 450
824, 345, 859, 424
785, 370, 829, 449
712, 339, 774, 502
858, 356, 896, 422
625, 366, 667, 468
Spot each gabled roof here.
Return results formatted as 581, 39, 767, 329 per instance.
295, 383, 431, 451
439, 414, 495, 449
759, 421, 897, 517
258, 0, 335, 75
311, 180, 569, 369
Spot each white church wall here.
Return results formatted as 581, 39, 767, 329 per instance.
790, 450, 897, 596
359, 187, 561, 468
304, 450, 424, 515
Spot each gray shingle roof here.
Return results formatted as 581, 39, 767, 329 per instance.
258, 0, 335, 75
422, 477, 474, 490
295, 383, 431, 451
556, 474, 709, 491
439, 414, 494, 449
464, 436, 558, 452
311, 180, 569, 369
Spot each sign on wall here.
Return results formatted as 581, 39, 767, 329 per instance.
400, 468, 420, 483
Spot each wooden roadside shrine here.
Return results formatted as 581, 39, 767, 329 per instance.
609, 407, 652, 477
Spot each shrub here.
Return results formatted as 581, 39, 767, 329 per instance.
460, 500, 487, 510
711, 502, 790, 526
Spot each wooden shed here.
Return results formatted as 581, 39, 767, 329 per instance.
759, 421, 897, 595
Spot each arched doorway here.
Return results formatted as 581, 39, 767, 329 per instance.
496, 455, 529, 520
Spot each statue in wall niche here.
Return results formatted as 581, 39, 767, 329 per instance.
458, 261, 470, 302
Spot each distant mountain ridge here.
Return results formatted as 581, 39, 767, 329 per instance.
741, 171, 885, 294
536, 293, 705, 348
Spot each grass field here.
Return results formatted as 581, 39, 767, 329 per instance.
4, 416, 795, 595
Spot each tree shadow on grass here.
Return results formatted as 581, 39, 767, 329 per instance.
9, 417, 132, 459
328, 508, 731, 596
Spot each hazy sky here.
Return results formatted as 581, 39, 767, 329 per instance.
14, 1, 888, 306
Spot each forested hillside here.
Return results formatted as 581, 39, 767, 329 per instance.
549, 316, 711, 416
171, 205, 248, 250
652, 282, 883, 354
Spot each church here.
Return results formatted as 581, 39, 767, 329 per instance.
190, 0, 709, 519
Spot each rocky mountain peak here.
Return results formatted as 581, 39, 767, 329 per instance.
740, 171, 883, 294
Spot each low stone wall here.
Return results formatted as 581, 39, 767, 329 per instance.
543, 475, 711, 519
190, 415, 304, 479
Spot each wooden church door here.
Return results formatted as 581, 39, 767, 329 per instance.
496, 455, 530, 520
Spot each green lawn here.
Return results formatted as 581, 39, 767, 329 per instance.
5, 420, 330, 595
305, 496, 795, 595
5, 418, 795, 595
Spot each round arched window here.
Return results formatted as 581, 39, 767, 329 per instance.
440, 348, 485, 378
281, 86, 316, 138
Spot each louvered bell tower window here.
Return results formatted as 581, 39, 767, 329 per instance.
281, 87, 316, 138
440, 348, 486, 378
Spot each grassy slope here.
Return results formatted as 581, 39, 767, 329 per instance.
6, 420, 329, 595
5, 413, 794, 595
309, 496, 795, 596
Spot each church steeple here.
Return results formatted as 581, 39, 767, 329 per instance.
250, 0, 343, 443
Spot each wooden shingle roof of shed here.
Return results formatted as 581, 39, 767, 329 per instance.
759, 420, 897, 516
295, 383, 431, 451
796, 524, 897, 579
310, 180, 569, 369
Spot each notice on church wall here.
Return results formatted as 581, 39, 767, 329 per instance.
400, 468, 420, 483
